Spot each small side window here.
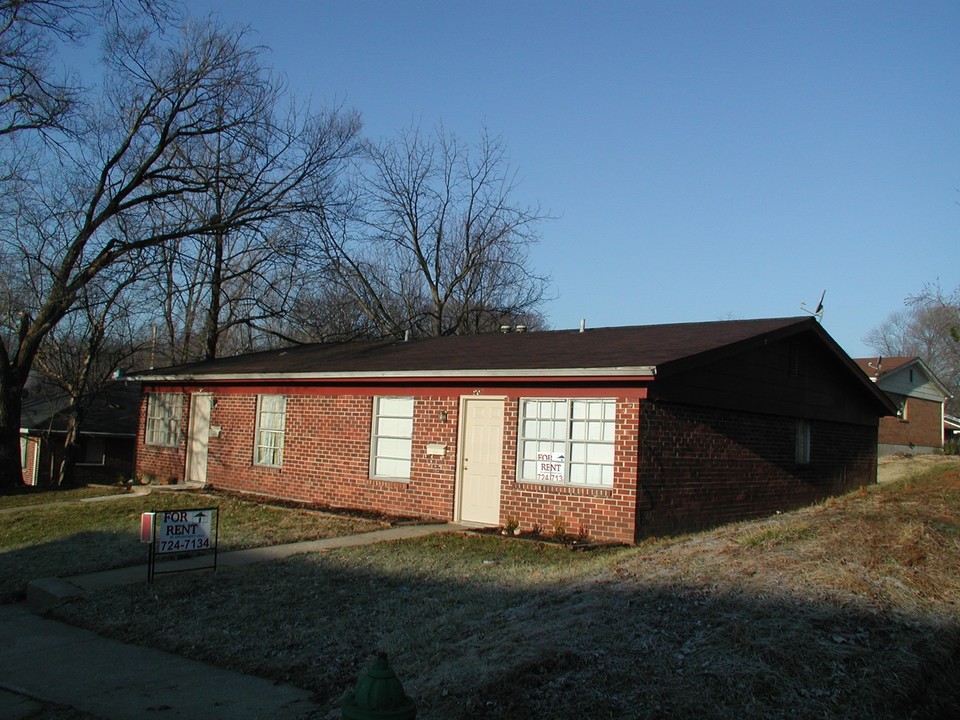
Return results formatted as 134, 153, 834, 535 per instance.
254, 395, 286, 467
78, 437, 105, 465
795, 419, 811, 465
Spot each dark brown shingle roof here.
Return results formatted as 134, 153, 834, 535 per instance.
136, 316, 820, 379
21, 382, 141, 436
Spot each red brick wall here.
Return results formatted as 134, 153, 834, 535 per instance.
877, 396, 943, 452
635, 400, 878, 539
135, 392, 189, 484
498, 397, 639, 544
135, 386, 643, 543
20, 436, 39, 485
204, 393, 461, 520
135, 387, 878, 545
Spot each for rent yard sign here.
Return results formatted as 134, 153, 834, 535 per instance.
156, 508, 216, 554
142, 507, 220, 582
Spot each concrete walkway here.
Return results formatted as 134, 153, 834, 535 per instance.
2, 514, 464, 720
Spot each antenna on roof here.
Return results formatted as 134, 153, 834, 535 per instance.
800, 290, 826, 322
868, 355, 883, 377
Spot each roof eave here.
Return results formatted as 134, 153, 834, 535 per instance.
136, 366, 659, 383
882, 358, 954, 399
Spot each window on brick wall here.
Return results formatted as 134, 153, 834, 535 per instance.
255, 395, 286, 467
371, 397, 414, 480
795, 418, 811, 464
77, 436, 105, 465
518, 398, 616, 487
146, 393, 182, 447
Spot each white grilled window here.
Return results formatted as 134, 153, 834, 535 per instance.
255, 395, 286, 467
146, 393, 182, 447
518, 398, 616, 487
371, 397, 414, 480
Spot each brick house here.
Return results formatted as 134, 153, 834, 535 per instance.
854, 356, 952, 456
132, 317, 894, 543
20, 381, 140, 486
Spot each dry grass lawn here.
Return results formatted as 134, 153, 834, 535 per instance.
0, 489, 386, 602
48, 456, 960, 719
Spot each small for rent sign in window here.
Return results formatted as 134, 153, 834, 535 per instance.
537, 452, 566, 483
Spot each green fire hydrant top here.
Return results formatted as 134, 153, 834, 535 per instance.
341, 651, 417, 720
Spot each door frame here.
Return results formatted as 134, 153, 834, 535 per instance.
454, 395, 507, 525
184, 393, 213, 485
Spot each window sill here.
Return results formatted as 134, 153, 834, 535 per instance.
515, 480, 613, 496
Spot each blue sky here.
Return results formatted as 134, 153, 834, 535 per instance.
188, 0, 960, 357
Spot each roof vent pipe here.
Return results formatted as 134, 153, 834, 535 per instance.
404, 329, 410, 342
580, 319, 586, 333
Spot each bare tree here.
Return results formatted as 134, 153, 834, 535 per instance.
146, 97, 359, 365
0, 1, 173, 138
318, 125, 551, 339
864, 282, 960, 414
32, 260, 148, 485
0, 17, 356, 486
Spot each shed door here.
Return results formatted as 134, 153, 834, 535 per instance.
185, 394, 212, 484
458, 398, 504, 525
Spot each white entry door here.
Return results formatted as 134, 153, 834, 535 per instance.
185, 394, 212, 484
458, 398, 505, 525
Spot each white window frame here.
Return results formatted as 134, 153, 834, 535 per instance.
254, 395, 286, 467
146, 393, 183, 447
898, 398, 909, 422
517, 398, 616, 488
795, 418, 811, 465
370, 396, 414, 481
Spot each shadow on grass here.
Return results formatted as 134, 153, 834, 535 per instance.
0, 530, 151, 602
46, 535, 960, 720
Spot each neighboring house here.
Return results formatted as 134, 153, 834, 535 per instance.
132, 317, 894, 544
20, 381, 141, 486
945, 415, 960, 450
854, 356, 952, 457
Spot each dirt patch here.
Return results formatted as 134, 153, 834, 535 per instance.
877, 453, 960, 484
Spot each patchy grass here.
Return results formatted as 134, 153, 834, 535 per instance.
46, 461, 960, 720
736, 519, 817, 547
0, 484, 129, 509
0, 489, 386, 601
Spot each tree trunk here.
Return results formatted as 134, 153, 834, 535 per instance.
57, 411, 81, 487
202, 229, 225, 361
0, 367, 26, 489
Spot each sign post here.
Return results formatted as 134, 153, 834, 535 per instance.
143, 507, 219, 583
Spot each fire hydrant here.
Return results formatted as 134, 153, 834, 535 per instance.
341, 651, 417, 719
